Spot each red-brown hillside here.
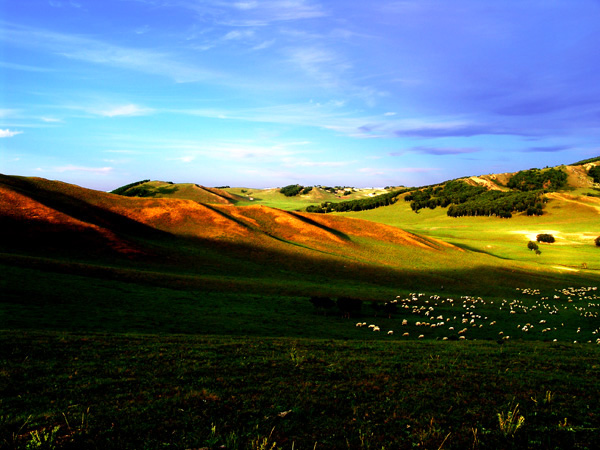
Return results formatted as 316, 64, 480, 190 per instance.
0, 174, 457, 264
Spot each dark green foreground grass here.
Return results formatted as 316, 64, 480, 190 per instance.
2, 332, 599, 450
2, 258, 600, 449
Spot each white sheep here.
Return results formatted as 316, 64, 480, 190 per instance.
387, 330, 394, 335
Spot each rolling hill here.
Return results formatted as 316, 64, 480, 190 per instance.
1, 158, 599, 308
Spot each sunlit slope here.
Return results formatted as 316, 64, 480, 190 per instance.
0, 174, 461, 268
113, 180, 244, 204
1, 174, 595, 298
340, 191, 600, 275
462, 162, 598, 191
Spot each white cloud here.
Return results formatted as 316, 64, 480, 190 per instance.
0, 129, 23, 138
168, 155, 196, 163
55, 165, 114, 174
41, 117, 62, 123
98, 104, 154, 117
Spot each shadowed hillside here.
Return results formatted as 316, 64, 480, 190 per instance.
0, 174, 475, 295
1, 173, 597, 304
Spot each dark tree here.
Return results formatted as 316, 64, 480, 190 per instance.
370, 301, 383, 317
537, 233, 555, 243
337, 297, 363, 318
309, 296, 336, 315
383, 301, 398, 318
280, 184, 304, 197
595, 236, 600, 247
589, 166, 600, 183
527, 241, 539, 251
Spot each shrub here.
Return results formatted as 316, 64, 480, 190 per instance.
527, 241, 539, 251
336, 297, 362, 318
536, 234, 555, 243
595, 236, 600, 247
280, 184, 304, 197
507, 167, 567, 192
589, 166, 600, 183
309, 296, 335, 315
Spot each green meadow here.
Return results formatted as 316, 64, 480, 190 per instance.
2, 172, 600, 449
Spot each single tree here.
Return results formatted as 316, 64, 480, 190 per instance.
537, 233, 555, 243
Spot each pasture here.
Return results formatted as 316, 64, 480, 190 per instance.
2, 175, 600, 449
341, 192, 600, 273
2, 262, 600, 449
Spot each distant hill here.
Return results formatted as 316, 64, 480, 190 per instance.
2, 163, 599, 302
0, 174, 457, 284
110, 180, 244, 205
465, 162, 598, 191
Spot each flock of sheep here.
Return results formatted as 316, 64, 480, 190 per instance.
354, 286, 600, 343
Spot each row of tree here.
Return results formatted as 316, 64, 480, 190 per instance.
306, 189, 408, 213
447, 191, 546, 218
405, 181, 546, 218
309, 296, 400, 318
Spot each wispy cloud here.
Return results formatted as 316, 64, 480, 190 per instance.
0, 109, 19, 118
395, 146, 480, 156
0, 129, 23, 138
287, 46, 351, 87
97, 104, 154, 117
0, 61, 53, 72
210, 0, 327, 26
0, 22, 220, 83
223, 29, 255, 40
522, 145, 571, 153
55, 165, 113, 174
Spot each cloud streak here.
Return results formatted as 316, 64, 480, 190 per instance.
0, 22, 220, 83
97, 104, 154, 117
55, 165, 114, 174
0, 129, 23, 138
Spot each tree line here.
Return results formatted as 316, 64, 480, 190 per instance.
279, 184, 313, 197
306, 189, 409, 213
506, 167, 567, 191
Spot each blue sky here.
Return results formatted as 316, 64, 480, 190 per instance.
1, 0, 600, 190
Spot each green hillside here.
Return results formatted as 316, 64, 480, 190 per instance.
2, 160, 600, 450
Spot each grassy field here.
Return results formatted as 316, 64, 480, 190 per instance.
227, 187, 389, 209
340, 192, 600, 273
2, 333, 600, 450
3, 255, 600, 448
2, 174, 600, 449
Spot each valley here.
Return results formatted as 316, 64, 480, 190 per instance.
2, 160, 600, 449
